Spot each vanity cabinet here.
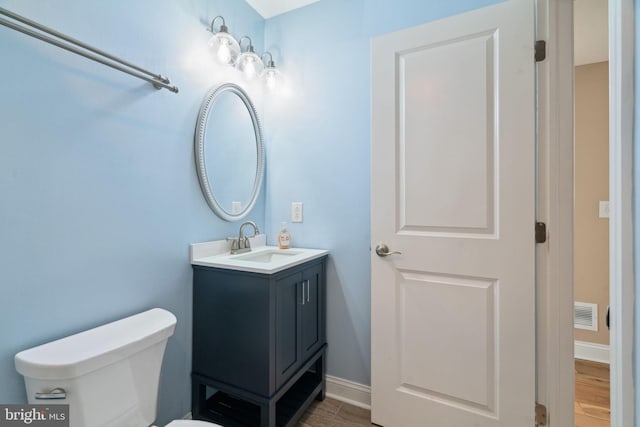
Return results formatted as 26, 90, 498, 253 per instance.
191, 256, 327, 427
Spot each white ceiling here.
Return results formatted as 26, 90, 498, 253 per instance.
574, 0, 608, 65
245, 0, 321, 19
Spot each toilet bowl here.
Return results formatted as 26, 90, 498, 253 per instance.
14, 308, 220, 427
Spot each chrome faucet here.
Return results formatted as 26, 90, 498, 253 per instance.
229, 221, 260, 254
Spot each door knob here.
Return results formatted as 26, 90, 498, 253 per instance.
375, 243, 402, 257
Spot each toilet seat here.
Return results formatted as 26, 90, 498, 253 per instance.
164, 420, 222, 427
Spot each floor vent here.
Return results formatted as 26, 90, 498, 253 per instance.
574, 302, 598, 331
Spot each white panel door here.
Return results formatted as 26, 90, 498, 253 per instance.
371, 1, 535, 426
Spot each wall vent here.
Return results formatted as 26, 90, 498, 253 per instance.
574, 302, 598, 331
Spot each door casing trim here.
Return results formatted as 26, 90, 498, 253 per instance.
607, 0, 635, 425
538, 0, 635, 425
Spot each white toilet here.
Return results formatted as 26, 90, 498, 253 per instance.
14, 308, 220, 427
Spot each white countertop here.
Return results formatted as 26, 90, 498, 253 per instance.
190, 236, 328, 274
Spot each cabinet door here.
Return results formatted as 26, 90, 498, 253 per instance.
275, 272, 302, 388
301, 263, 324, 361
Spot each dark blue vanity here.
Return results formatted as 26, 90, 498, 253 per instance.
191, 255, 328, 427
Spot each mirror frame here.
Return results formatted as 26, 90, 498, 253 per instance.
194, 83, 265, 222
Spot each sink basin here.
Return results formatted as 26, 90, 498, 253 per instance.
234, 249, 302, 263
190, 240, 328, 274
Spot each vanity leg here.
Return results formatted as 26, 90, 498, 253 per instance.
259, 400, 276, 427
315, 352, 327, 401
191, 378, 207, 420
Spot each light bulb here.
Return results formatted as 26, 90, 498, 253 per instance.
259, 52, 284, 91
243, 59, 257, 79
208, 33, 240, 66
235, 38, 264, 80
261, 66, 284, 91
236, 51, 264, 80
265, 70, 277, 89
217, 42, 231, 64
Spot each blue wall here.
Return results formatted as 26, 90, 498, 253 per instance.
6, 0, 622, 424
0, 0, 264, 424
262, 0, 500, 386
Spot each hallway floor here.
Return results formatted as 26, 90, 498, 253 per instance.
575, 359, 610, 427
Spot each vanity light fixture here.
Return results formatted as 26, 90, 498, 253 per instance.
207, 16, 240, 66
236, 36, 264, 79
260, 52, 284, 90
205, 15, 286, 90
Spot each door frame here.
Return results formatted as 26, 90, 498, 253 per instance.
539, 0, 635, 426
536, 1, 575, 426
607, 0, 635, 425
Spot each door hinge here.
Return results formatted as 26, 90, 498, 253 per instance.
535, 40, 546, 62
535, 222, 547, 243
535, 402, 548, 425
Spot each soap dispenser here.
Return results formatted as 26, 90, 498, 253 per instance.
278, 222, 291, 249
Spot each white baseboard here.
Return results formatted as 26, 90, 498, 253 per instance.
574, 340, 610, 364
325, 375, 371, 410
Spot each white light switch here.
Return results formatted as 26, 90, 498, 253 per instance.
291, 202, 303, 223
599, 201, 610, 218
231, 202, 242, 214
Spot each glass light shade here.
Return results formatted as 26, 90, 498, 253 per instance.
236, 51, 264, 80
261, 66, 284, 90
208, 32, 240, 65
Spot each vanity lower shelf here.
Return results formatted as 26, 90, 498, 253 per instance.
193, 346, 327, 427
204, 371, 323, 427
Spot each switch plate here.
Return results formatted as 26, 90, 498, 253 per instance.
291, 202, 303, 223
599, 201, 610, 218
231, 201, 242, 214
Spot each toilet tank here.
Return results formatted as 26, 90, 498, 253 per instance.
15, 308, 177, 427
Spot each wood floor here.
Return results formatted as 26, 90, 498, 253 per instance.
299, 397, 373, 427
299, 360, 609, 426
575, 359, 610, 427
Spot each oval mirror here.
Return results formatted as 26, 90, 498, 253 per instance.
195, 83, 265, 222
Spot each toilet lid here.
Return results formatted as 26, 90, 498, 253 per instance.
165, 421, 222, 427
